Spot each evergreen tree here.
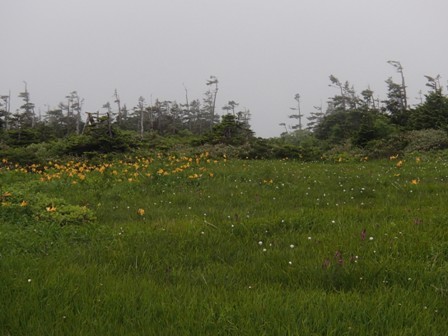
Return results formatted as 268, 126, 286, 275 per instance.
17, 82, 35, 128
205, 114, 254, 146
410, 83, 448, 131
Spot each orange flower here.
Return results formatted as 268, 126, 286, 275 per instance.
137, 208, 145, 216
390, 154, 399, 160
46, 206, 57, 212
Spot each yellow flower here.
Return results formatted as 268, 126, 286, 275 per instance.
20, 200, 28, 207
46, 206, 57, 212
137, 208, 145, 216
390, 154, 399, 160
415, 157, 421, 164
411, 179, 419, 185
396, 160, 403, 168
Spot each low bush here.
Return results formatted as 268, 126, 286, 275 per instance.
1, 186, 96, 227
403, 129, 448, 153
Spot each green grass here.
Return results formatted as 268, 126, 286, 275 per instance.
1, 154, 447, 335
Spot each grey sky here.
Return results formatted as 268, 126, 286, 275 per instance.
1, 0, 447, 137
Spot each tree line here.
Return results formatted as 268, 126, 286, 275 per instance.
280, 61, 448, 153
0, 76, 252, 146
1, 62, 448, 160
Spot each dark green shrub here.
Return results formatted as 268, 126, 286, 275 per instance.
364, 134, 408, 158
0, 146, 40, 165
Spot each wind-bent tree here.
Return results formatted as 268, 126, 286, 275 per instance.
70, 91, 83, 135
101, 102, 113, 137
279, 122, 288, 134
113, 89, 123, 126
306, 103, 324, 132
205, 76, 219, 129
384, 61, 409, 127
289, 93, 303, 130
360, 87, 377, 110
0, 92, 11, 130
387, 60, 408, 110
134, 96, 146, 139
327, 75, 360, 112
236, 107, 251, 127
55, 91, 84, 136
424, 75, 442, 93
384, 78, 408, 127
17, 81, 35, 128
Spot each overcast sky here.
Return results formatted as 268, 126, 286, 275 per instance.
1, 0, 447, 137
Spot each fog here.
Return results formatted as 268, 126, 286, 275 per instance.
1, 0, 447, 137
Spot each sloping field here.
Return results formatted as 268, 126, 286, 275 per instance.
1, 153, 447, 335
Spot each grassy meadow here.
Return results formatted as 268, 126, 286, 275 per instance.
1, 152, 448, 335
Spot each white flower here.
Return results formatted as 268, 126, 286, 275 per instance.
290, 244, 295, 248
258, 241, 263, 245
288, 261, 292, 265
369, 236, 374, 241
28, 279, 32, 283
